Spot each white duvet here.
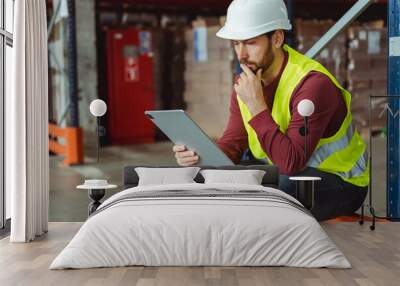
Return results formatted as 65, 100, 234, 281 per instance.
50, 183, 351, 269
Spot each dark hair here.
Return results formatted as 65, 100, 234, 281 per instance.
264, 30, 288, 45
264, 31, 275, 38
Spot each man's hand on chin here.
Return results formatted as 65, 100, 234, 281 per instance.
234, 64, 268, 117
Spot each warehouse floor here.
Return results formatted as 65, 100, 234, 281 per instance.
49, 135, 388, 222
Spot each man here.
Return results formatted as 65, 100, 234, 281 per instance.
173, 0, 368, 221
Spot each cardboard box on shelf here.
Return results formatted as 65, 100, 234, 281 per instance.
347, 22, 387, 120
348, 28, 387, 61
192, 17, 221, 28
372, 78, 387, 90
295, 19, 347, 85
185, 81, 232, 96
184, 21, 234, 119
185, 48, 234, 63
348, 79, 371, 90
185, 70, 233, 85
184, 19, 235, 137
186, 60, 234, 72
348, 58, 371, 71
295, 19, 332, 38
185, 28, 231, 51
350, 86, 387, 133
185, 91, 231, 107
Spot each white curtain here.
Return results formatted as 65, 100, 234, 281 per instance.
7, 0, 49, 242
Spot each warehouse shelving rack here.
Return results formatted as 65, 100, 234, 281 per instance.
303, 0, 399, 230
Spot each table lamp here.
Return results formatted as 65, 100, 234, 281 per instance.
89, 99, 107, 163
291, 99, 319, 210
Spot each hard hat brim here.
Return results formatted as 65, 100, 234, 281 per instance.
216, 20, 292, 41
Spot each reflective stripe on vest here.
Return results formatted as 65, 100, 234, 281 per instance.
237, 45, 369, 187
309, 125, 368, 178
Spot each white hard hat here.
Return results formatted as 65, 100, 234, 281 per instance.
216, 0, 292, 40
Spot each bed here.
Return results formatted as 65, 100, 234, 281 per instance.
50, 165, 350, 269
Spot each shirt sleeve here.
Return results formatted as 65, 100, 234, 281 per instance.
248, 72, 345, 175
216, 89, 249, 164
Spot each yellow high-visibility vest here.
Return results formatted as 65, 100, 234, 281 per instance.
237, 45, 369, 187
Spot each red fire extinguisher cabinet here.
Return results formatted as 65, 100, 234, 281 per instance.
106, 28, 155, 144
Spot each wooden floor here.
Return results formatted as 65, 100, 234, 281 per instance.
0, 221, 398, 286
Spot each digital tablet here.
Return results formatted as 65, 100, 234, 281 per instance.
145, 110, 234, 166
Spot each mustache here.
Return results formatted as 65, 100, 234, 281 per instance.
239, 60, 258, 66
239, 60, 264, 74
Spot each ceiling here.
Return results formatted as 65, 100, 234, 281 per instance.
45, 1, 387, 22
95, 0, 387, 20
97, 0, 231, 9
96, 0, 387, 8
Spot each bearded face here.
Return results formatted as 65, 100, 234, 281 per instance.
233, 34, 275, 75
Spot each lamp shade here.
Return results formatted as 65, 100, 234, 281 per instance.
297, 99, 315, 117
90, 99, 107, 117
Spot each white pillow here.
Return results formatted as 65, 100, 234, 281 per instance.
200, 169, 266, 185
135, 167, 201, 186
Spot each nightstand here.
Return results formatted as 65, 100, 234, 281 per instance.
77, 180, 117, 216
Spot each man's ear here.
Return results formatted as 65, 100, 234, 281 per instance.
272, 30, 285, 48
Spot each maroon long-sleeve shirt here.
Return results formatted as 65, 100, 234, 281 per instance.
217, 52, 347, 175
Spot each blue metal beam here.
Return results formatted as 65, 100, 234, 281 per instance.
286, 0, 295, 47
387, 0, 400, 218
306, 0, 374, 59
67, 0, 79, 127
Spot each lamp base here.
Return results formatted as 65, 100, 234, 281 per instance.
289, 176, 321, 211
88, 189, 105, 215
296, 180, 315, 210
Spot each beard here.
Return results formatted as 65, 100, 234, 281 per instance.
240, 42, 274, 74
